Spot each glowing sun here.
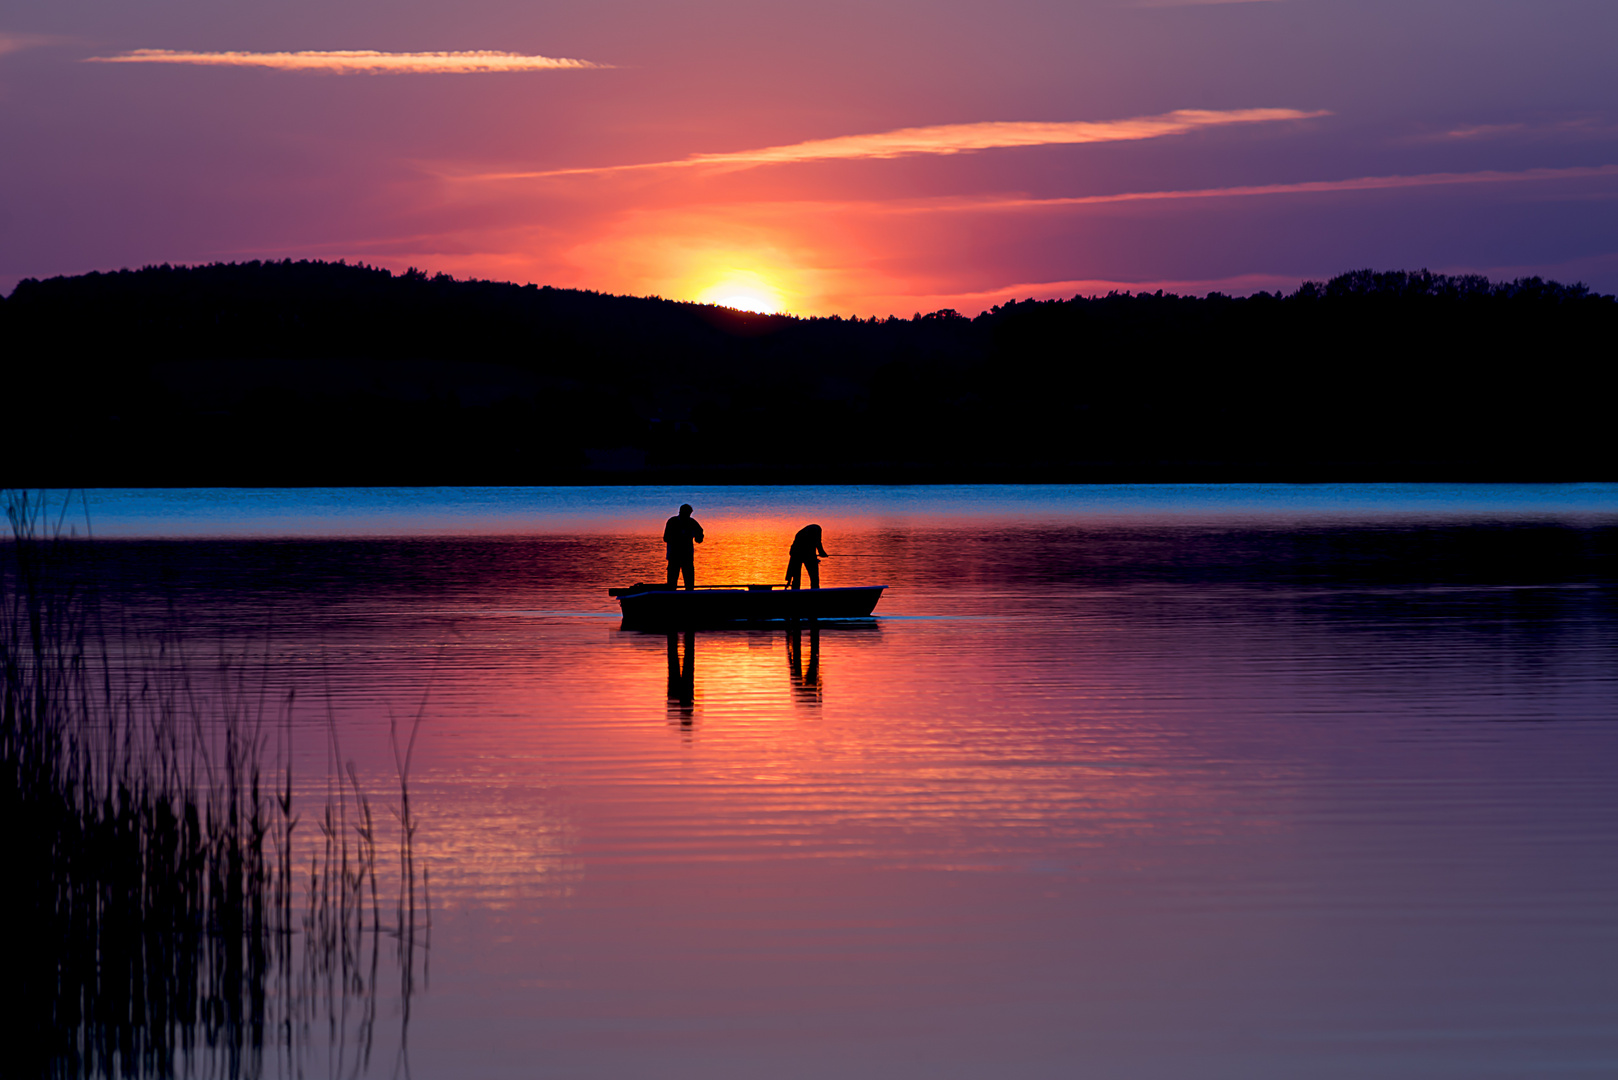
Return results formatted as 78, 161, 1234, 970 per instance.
696, 271, 785, 314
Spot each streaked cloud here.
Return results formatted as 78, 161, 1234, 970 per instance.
475, 108, 1327, 179
84, 48, 604, 74
897, 272, 1313, 311
883, 163, 1618, 213
1440, 123, 1529, 141
0, 32, 60, 56
1135, 0, 1285, 6
1410, 116, 1618, 143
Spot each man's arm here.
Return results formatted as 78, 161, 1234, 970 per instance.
693, 520, 704, 544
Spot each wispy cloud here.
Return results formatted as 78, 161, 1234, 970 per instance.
1440, 123, 1529, 141
473, 108, 1327, 179
1134, 0, 1286, 7
882, 163, 1618, 213
1408, 116, 1618, 143
0, 32, 61, 56
84, 48, 605, 74
896, 272, 1312, 311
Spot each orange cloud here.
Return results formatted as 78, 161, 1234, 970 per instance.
472, 108, 1328, 179
84, 48, 605, 74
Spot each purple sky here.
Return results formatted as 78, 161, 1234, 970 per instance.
2, 0, 1615, 314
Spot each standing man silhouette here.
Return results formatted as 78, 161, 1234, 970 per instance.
664, 503, 704, 590
785, 523, 828, 590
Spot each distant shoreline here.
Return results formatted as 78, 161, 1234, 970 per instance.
5, 260, 1614, 485
18, 483, 1616, 543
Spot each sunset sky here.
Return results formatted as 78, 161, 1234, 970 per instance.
2, 0, 1615, 315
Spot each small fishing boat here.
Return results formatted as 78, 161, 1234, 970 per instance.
609, 582, 886, 628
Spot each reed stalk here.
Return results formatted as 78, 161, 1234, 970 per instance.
1, 490, 427, 1079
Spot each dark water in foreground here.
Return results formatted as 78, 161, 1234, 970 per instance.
48, 487, 1618, 1077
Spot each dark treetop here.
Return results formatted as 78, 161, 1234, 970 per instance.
2, 260, 1613, 483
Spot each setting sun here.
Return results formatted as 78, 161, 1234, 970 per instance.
696, 270, 786, 314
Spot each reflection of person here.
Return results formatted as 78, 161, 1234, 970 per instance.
667, 629, 695, 724
663, 504, 704, 590
785, 524, 828, 590
787, 624, 821, 704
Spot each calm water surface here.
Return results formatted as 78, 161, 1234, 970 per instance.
75, 486, 1618, 1078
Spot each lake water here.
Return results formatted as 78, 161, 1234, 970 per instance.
49, 486, 1618, 1077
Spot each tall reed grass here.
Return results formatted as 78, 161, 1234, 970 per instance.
0, 491, 426, 1079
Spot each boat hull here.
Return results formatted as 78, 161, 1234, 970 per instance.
617, 585, 885, 628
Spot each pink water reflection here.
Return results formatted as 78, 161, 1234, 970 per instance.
77, 509, 1618, 1076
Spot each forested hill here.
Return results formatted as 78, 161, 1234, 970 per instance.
2, 260, 1613, 483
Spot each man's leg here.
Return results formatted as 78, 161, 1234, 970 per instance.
667, 561, 679, 588
786, 556, 802, 590
679, 560, 695, 590
807, 559, 820, 589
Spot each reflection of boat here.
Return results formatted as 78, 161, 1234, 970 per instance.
609, 583, 885, 628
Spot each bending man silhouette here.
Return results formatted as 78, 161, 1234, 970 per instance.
785, 523, 828, 590
664, 504, 704, 590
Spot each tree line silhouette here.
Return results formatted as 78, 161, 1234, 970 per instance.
2, 260, 1612, 482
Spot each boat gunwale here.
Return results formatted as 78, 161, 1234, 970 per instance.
613, 583, 887, 600
614, 584, 887, 628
